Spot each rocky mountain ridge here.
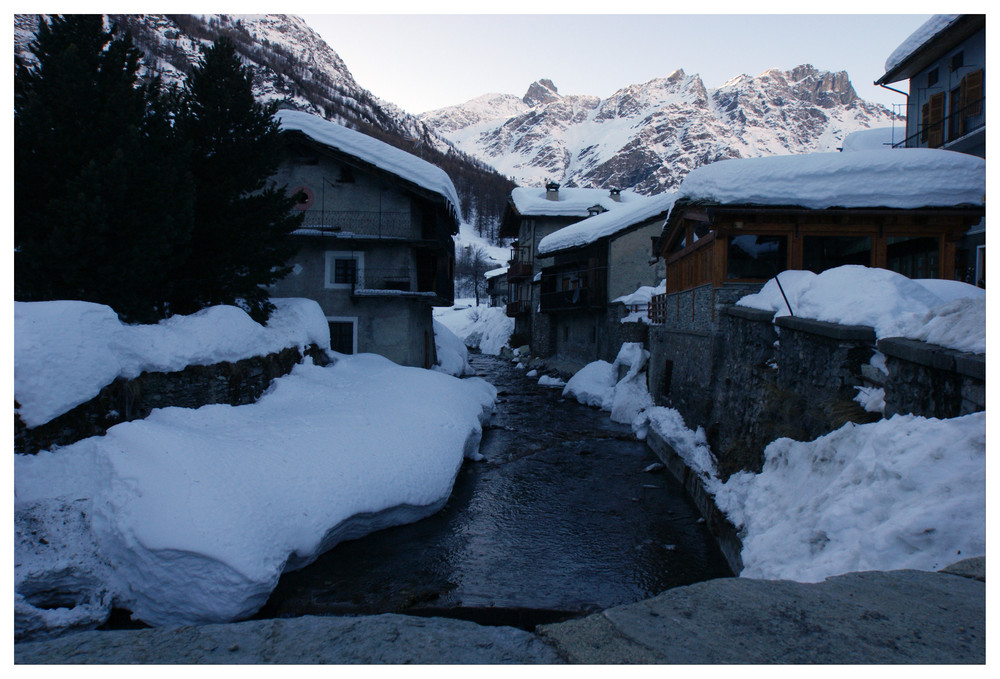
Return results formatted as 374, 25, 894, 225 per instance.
420, 65, 901, 193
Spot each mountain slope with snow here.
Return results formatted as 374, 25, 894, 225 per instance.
421, 66, 900, 194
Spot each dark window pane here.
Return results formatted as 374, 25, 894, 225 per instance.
802, 236, 872, 273
887, 236, 940, 279
727, 235, 787, 279
329, 321, 354, 354
334, 258, 357, 285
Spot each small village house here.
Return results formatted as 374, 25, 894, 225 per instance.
650, 148, 986, 330
269, 110, 459, 368
533, 193, 674, 369
875, 13, 985, 286
499, 182, 646, 351
484, 266, 508, 308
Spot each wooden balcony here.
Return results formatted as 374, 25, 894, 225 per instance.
505, 299, 531, 317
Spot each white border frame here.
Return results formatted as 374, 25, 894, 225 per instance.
324, 251, 364, 290
326, 316, 358, 355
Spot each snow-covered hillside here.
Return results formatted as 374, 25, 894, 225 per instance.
421, 65, 900, 193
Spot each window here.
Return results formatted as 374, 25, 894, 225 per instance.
802, 236, 872, 273
327, 317, 357, 354
928, 68, 939, 87
951, 51, 964, 71
887, 236, 939, 279
726, 235, 787, 280
325, 251, 364, 289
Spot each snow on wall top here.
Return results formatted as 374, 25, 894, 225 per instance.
277, 110, 460, 220
538, 192, 677, 256
14, 299, 331, 428
884, 14, 962, 76
677, 148, 985, 210
484, 267, 508, 279
510, 186, 645, 218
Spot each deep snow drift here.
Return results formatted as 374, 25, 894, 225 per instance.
15, 299, 496, 640
636, 407, 985, 582
737, 265, 986, 354
433, 300, 515, 356
562, 343, 654, 424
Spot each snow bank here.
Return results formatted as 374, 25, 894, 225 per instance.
640, 407, 985, 583
538, 375, 566, 388
737, 266, 985, 354
714, 413, 986, 582
433, 302, 514, 355
16, 353, 497, 634
537, 192, 674, 256
677, 148, 985, 210
277, 110, 460, 220
841, 127, 896, 152
14, 299, 331, 428
562, 343, 653, 424
432, 319, 473, 377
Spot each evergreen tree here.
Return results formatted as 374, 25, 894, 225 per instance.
15, 15, 194, 323
174, 37, 302, 323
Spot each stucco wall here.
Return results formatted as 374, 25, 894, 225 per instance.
607, 224, 665, 302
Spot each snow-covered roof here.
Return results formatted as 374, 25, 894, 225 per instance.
484, 267, 508, 279
538, 192, 677, 256
277, 110, 460, 220
676, 148, 985, 211
509, 186, 645, 218
882, 15, 962, 79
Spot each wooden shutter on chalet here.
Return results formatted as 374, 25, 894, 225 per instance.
921, 103, 930, 142
963, 69, 984, 117
927, 92, 946, 147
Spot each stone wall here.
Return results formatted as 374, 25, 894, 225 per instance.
649, 304, 986, 479
878, 337, 986, 418
15, 345, 331, 455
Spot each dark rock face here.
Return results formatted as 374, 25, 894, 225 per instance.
523, 78, 562, 107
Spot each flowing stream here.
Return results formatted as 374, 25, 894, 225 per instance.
255, 352, 732, 629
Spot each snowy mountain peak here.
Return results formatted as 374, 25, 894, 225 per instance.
422, 64, 898, 194
523, 78, 562, 107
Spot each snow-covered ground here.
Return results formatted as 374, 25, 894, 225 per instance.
15, 299, 496, 639
433, 299, 515, 356
562, 343, 654, 424
636, 407, 985, 583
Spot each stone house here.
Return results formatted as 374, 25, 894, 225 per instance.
499, 182, 646, 351
532, 193, 675, 370
269, 110, 458, 368
875, 13, 985, 286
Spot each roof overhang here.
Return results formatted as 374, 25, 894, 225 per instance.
876, 14, 985, 86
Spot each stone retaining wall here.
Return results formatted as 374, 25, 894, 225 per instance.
15, 345, 331, 455
649, 306, 984, 479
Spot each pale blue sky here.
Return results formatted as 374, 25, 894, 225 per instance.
301, 12, 937, 115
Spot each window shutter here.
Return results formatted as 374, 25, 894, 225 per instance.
928, 93, 946, 147
921, 103, 930, 142
964, 69, 984, 116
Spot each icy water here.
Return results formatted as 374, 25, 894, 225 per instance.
255, 353, 732, 629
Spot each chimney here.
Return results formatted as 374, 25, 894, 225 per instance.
609, 188, 621, 202
545, 181, 560, 201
